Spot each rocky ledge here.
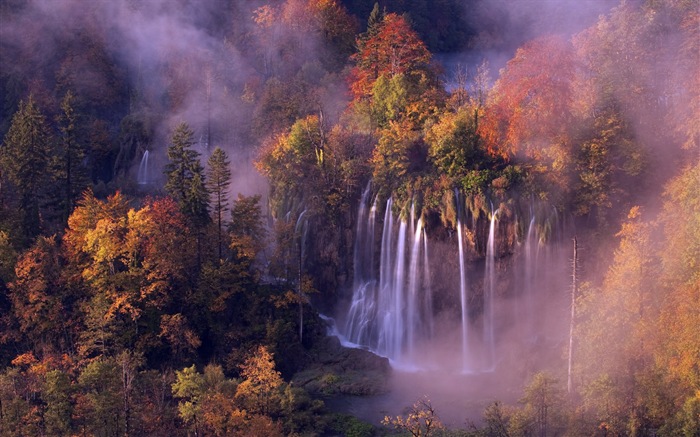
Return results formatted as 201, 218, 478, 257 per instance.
292, 335, 391, 396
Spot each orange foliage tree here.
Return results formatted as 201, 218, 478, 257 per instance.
349, 13, 433, 102
481, 36, 575, 162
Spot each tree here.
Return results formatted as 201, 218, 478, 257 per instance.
43, 369, 73, 436
77, 358, 123, 436
0, 95, 53, 240
511, 372, 564, 437
371, 118, 422, 199
480, 36, 576, 199
349, 13, 433, 102
164, 122, 210, 265
8, 236, 67, 353
229, 194, 267, 270
164, 122, 210, 228
255, 115, 325, 219
235, 345, 283, 417
55, 90, 88, 222
207, 147, 231, 260
172, 364, 245, 436
382, 397, 444, 437
426, 105, 489, 180
172, 365, 205, 435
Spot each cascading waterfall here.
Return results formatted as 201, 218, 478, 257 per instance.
457, 213, 469, 371
342, 189, 567, 372
407, 213, 423, 358
137, 150, 150, 185
345, 185, 377, 347
344, 195, 432, 365
483, 208, 498, 371
523, 215, 537, 341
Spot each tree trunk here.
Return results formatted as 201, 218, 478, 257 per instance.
567, 236, 577, 395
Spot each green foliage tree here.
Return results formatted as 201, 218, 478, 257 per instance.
55, 90, 88, 222
164, 122, 210, 227
0, 95, 53, 240
164, 122, 209, 266
43, 369, 73, 436
77, 358, 123, 436
207, 147, 232, 260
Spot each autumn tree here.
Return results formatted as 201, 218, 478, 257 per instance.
480, 36, 576, 200
575, 207, 666, 434
382, 397, 444, 437
229, 194, 266, 268
426, 105, 493, 187
655, 164, 700, 435
371, 118, 423, 200
256, 115, 325, 219
235, 345, 284, 417
349, 13, 433, 102
207, 147, 232, 260
7, 236, 69, 354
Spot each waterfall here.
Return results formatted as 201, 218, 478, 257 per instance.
455, 190, 470, 372
407, 213, 423, 358
345, 185, 377, 347
457, 215, 469, 371
523, 215, 537, 341
344, 195, 433, 366
483, 208, 498, 371
341, 188, 568, 373
137, 150, 150, 185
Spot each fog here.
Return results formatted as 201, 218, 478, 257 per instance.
2, 0, 697, 428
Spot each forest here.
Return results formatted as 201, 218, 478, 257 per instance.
0, 0, 698, 435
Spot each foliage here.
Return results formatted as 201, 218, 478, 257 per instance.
0, 95, 53, 240
382, 397, 445, 437
164, 122, 210, 228
350, 13, 433, 102
207, 147, 232, 260
0, 0, 698, 435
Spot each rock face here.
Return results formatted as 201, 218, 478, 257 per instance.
292, 336, 391, 396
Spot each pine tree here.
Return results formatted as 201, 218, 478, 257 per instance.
56, 90, 88, 222
164, 122, 210, 227
206, 147, 231, 260
0, 95, 53, 240
164, 122, 210, 265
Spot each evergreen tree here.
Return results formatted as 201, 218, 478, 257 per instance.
164, 122, 210, 266
0, 95, 53, 240
164, 122, 210, 227
206, 147, 232, 260
55, 90, 88, 222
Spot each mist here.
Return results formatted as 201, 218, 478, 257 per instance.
1, 0, 697, 433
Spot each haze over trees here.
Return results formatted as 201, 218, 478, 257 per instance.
0, 0, 698, 435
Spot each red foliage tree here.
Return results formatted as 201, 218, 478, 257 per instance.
349, 13, 432, 102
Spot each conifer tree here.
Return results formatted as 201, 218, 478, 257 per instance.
56, 90, 88, 222
206, 147, 231, 260
164, 122, 210, 227
164, 122, 210, 265
0, 95, 53, 240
